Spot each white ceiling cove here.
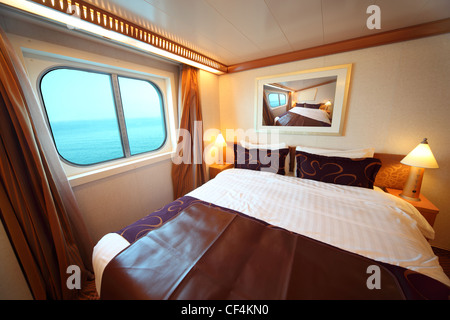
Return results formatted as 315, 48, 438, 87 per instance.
84, 0, 450, 66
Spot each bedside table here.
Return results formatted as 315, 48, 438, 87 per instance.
386, 188, 439, 227
209, 163, 234, 179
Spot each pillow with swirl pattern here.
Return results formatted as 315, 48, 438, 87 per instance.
234, 143, 289, 175
295, 151, 382, 189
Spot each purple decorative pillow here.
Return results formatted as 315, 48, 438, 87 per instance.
303, 103, 322, 109
295, 151, 381, 189
234, 144, 289, 175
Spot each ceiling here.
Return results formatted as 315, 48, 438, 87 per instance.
71, 0, 450, 66
277, 76, 337, 92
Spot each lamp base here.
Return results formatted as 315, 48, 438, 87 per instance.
399, 193, 421, 202
400, 166, 424, 202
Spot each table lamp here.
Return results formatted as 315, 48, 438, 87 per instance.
400, 138, 439, 201
215, 133, 226, 164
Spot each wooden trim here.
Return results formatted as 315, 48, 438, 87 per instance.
27, 0, 228, 73
227, 18, 450, 74
270, 79, 337, 92
267, 83, 294, 92
295, 79, 337, 92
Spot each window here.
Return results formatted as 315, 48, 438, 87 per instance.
268, 92, 287, 108
39, 68, 166, 166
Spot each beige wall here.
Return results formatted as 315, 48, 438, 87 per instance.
218, 34, 450, 250
199, 69, 222, 175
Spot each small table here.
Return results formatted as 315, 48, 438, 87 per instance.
209, 163, 234, 179
386, 188, 439, 227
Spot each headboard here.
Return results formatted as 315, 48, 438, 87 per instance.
287, 147, 409, 190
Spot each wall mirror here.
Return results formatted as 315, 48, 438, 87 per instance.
255, 64, 352, 135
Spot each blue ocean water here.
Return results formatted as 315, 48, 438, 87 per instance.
50, 118, 166, 165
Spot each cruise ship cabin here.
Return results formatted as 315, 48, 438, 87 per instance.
0, 0, 449, 302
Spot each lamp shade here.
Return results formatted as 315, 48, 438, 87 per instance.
400, 138, 439, 169
215, 133, 226, 146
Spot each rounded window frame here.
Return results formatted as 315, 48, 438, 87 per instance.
37, 66, 168, 167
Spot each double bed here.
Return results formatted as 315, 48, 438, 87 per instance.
275, 104, 331, 127
93, 143, 450, 300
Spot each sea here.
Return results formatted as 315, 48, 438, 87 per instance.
50, 118, 166, 166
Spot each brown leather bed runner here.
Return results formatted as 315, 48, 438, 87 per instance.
101, 203, 448, 300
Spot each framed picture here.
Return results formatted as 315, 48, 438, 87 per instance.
255, 64, 352, 135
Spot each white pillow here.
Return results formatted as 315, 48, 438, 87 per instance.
295, 146, 375, 158
240, 140, 287, 150
239, 140, 289, 174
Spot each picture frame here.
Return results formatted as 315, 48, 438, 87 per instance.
255, 64, 352, 135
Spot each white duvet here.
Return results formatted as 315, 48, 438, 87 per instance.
289, 106, 331, 124
93, 169, 450, 294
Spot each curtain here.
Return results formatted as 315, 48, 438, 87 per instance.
287, 92, 293, 111
171, 65, 206, 199
262, 94, 275, 125
0, 28, 93, 300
